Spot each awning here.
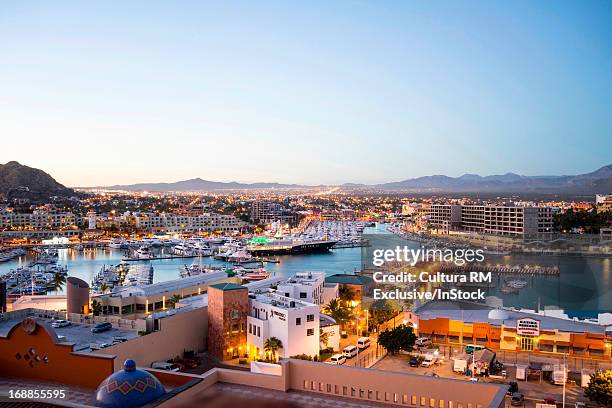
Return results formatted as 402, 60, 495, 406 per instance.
538, 339, 554, 345
503, 336, 516, 342
555, 341, 570, 347
588, 344, 605, 350
448, 331, 462, 337
572, 343, 588, 349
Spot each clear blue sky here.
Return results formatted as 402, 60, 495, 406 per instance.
1, 1, 611, 186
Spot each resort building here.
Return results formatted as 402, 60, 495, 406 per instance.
132, 212, 247, 233
247, 292, 320, 360
277, 271, 326, 305
250, 200, 297, 225
416, 301, 611, 359
429, 204, 553, 238
0, 210, 78, 229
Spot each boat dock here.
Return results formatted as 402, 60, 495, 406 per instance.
122, 255, 198, 262
439, 263, 559, 275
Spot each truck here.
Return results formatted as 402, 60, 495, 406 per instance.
515, 365, 527, 381
453, 358, 467, 373
551, 365, 566, 385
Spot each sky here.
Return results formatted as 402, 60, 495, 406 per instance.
1, 1, 611, 187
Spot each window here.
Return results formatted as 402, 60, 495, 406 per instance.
300, 292, 307, 298
307, 314, 314, 322
257, 326, 260, 337
285, 293, 290, 297
296, 317, 301, 326
307, 328, 314, 336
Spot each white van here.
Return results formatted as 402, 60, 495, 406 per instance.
329, 354, 346, 365
357, 337, 371, 349
343, 345, 358, 358
151, 361, 180, 372
415, 337, 432, 347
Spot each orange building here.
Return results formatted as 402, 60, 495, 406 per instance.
0, 318, 115, 388
417, 304, 611, 360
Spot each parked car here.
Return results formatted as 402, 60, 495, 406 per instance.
409, 356, 421, 367
415, 337, 432, 347
574, 402, 586, 408
357, 337, 371, 349
329, 354, 346, 365
151, 362, 180, 372
91, 322, 112, 333
421, 357, 435, 368
510, 392, 524, 406
51, 319, 71, 328
343, 345, 358, 358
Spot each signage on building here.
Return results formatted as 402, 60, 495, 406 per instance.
272, 310, 286, 321
516, 318, 540, 336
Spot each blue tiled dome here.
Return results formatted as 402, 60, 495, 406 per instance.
96, 359, 166, 408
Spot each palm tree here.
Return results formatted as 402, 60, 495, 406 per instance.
263, 337, 283, 362
91, 299, 102, 316
319, 328, 329, 350
338, 286, 355, 305
322, 298, 350, 324
99, 283, 109, 294
166, 294, 182, 309
51, 273, 66, 294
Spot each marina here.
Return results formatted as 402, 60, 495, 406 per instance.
1, 224, 611, 315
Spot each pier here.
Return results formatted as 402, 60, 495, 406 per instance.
122, 255, 198, 262
439, 263, 559, 275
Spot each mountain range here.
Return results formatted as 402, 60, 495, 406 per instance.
2, 161, 611, 197
96, 164, 612, 194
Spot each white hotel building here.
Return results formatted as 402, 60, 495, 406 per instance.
430, 204, 553, 238
247, 292, 320, 359
276, 272, 326, 305
132, 212, 247, 233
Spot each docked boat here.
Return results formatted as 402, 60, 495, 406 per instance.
134, 245, 154, 259
246, 236, 337, 256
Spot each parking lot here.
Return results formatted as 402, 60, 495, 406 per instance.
371, 353, 592, 407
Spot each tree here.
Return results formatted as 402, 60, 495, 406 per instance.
51, 273, 66, 294
338, 286, 355, 303
584, 370, 612, 407
91, 299, 102, 316
166, 294, 182, 309
322, 298, 351, 324
319, 328, 330, 350
368, 299, 395, 331
99, 283, 109, 294
263, 337, 283, 362
377, 324, 417, 355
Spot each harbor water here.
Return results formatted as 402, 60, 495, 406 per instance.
1, 224, 610, 317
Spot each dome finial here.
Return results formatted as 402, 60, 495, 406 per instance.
123, 359, 136, 372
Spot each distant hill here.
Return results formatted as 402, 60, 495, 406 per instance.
378, 165, 612, 193
0, 161, 76, 202
100, 178, 303, 192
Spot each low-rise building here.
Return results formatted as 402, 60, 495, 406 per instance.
277, 271, 326, 305
247, 292, 320, 360
416, 301, 611, 359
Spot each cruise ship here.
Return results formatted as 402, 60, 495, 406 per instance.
246, 236, 337, 256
